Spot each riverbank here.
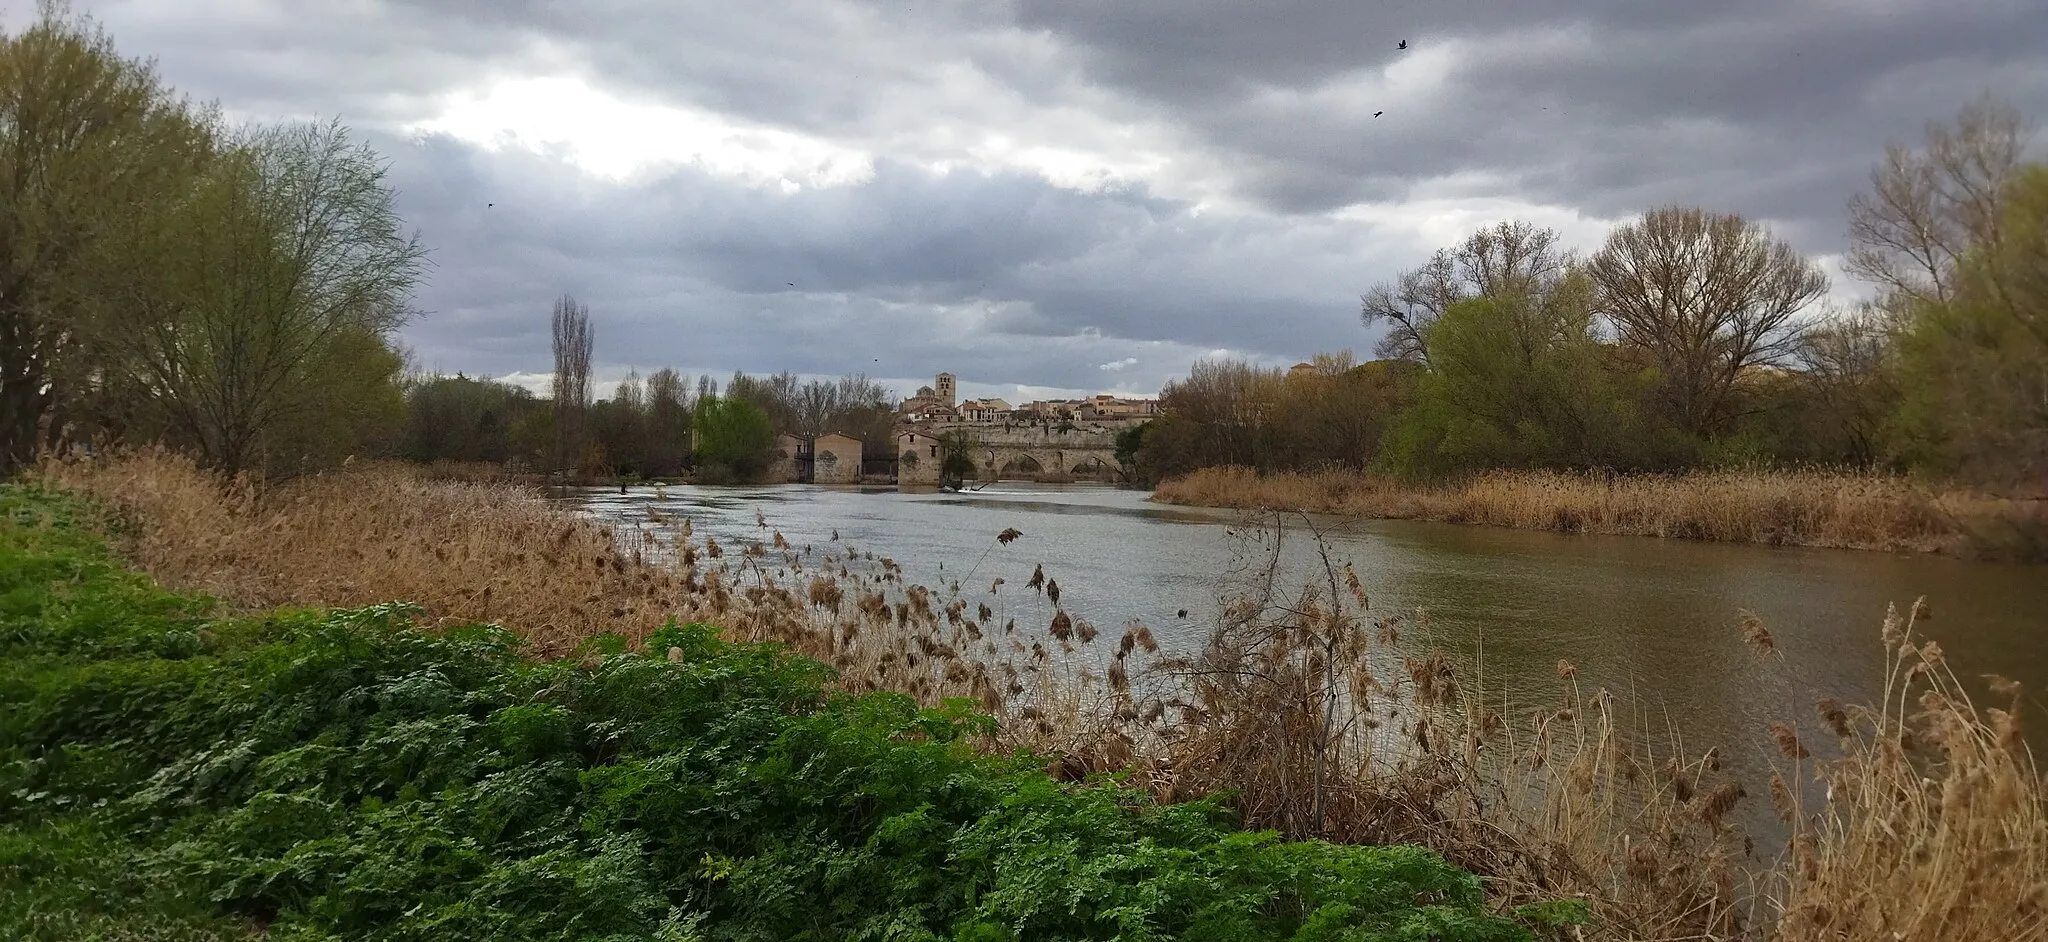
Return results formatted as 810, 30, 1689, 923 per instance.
24, 452, 2048, 940
0, 484, 1532, 940
1151, 466, 2047, 558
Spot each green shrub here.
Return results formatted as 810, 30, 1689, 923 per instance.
0, 485, 1543, 941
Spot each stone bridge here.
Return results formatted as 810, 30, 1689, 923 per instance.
896, 422, 1126, 485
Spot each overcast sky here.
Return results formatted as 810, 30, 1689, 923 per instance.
13, 1, 2046, 402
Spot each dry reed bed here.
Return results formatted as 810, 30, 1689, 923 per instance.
36, 451, 1113, 755
1151, 466, 2040, 555
35, 452, 2047, 940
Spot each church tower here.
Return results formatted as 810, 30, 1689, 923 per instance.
934, 372, 956, 408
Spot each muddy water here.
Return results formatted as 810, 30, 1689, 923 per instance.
576, 481, 2048, 804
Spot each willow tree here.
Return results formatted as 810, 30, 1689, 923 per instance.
1359, 220, 1577, 364
90, 119, 423, 475
691, 394, 773, 483
1891, 165, 2048, 488
1379, 274, 1650, 473
0, 2, 211, 473
1587, 207, 1828, 439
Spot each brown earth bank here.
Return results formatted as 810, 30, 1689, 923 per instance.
1151, 466, 2048, 559
32, 450, 2048, 940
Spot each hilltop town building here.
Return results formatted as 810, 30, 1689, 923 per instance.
958, 397, 1011, 422
896, 372, 1156, 426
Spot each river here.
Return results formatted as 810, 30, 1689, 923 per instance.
575, 481, 2048, 784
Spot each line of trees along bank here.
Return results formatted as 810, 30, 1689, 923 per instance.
1127, 96, 2048, 497
0, 6, 422, 478
400, 342, 898, 483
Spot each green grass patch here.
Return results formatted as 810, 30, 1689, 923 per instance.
0, 484, 1556, 941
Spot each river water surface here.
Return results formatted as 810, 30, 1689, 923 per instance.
577, 482, 2048, 773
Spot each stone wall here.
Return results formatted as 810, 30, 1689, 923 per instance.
771, 434, 805, 483
896, 431, 943, 486
813, 433, 863, 485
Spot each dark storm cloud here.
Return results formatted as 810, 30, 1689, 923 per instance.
86, 1, 538, 124
373, 130, 1371, 393
372, 0, 2048, 242
24, 0, 2048, 398
1012, 0, 2048, 236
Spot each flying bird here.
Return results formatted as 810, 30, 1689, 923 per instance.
1397, 39, 1408, 50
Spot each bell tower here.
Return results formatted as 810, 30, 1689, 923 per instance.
934, 372, 956, 408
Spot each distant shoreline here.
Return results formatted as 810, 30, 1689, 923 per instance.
1150, 466, 2048, 560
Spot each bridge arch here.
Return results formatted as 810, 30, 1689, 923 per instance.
1067, 454, 1118, 481
998, 453, 1043, 479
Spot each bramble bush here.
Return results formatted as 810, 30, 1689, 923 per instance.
0, 486, 1547, 941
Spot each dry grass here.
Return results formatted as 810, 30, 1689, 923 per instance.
35, 451, 2047, 940
1152, 466, 2042, 556
34, 450, 1019, 712
1769, 600, 2048, 939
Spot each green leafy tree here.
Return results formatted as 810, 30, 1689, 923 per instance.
0, 3, 212, 473
726, 370, 800, 433
87, 119, 423, 475
691, 394, 775, 483
261, 327, 407, 471
1380, 288, 1654, 475
1360, 220, 1577, 364
1891, 164, 2048, 489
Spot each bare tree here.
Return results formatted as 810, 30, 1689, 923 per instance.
643, 367, 691, 476
1794, 302, 1897, 465
788, 372, 892, 438
726, 370, 800, 433
1587, 206, 1828, 438
1846, 94, 2032, 310
794, 379, 840, 439
550, 294, 592, 472
1359, 220, 1575, 363
1159, 358, 1288, 469
0, 3, 210, 473
612, 369, 644, 412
